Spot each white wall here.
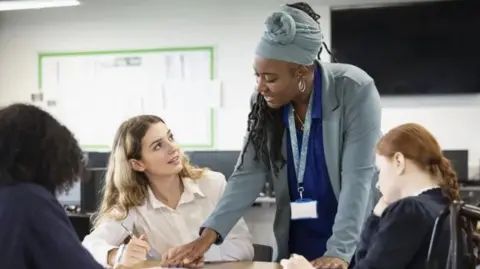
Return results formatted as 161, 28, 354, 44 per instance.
0, 0, 479, 176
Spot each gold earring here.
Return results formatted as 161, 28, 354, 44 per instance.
298, 79, 306, 92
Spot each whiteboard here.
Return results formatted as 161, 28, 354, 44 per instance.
39, 48, 215, 150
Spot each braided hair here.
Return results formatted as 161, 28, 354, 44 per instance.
288, 2, 338, 62
288, 2, 321, 21
237, 2, 323, 175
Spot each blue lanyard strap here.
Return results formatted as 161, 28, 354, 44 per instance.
287, 91, 314, 199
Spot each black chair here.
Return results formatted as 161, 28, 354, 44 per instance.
427, 201, 479, 269
68, 213, 91, 241
253, 244, 273, 262
81, 168, 107, 214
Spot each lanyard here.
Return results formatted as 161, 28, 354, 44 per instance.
287, 91, 314, 200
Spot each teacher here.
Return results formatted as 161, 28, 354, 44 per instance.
165, 2, 381, 269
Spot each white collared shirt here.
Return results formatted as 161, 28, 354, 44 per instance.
82, 171, 254, 267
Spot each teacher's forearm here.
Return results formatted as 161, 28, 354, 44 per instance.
200, 228, 219, 243
202, 172, 266, 240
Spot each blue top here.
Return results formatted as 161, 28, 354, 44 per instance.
0, 182, 103, 269
283, 64, 339, 261
354, 189, 451, 269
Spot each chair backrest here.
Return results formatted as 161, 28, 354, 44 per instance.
253, 244, 273, 262
68, 214, 91, 240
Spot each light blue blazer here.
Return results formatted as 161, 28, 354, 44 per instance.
203, 61, 382, 262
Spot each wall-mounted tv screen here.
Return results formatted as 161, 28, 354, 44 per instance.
331, 0, 480, 95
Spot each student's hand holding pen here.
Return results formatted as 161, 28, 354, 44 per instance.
123, 234, 151, 266
110, 234, 151, 268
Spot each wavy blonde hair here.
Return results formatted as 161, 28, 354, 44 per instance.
92, 115, 207, 228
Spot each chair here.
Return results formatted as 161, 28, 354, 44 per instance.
427, 201, 479, 269
68, 214, 91, 240
253, 244, 273, 262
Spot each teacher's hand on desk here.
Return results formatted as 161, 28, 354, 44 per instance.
162, 249, 205, 269
162, 228, 217, 267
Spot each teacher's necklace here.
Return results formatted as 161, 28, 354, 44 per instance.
293, 88, 313, 131
293, 110, 305, 131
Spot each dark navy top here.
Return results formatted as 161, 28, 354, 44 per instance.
354, 188, 451, 269
0, 182, 103, 269
283, 63, 339, 261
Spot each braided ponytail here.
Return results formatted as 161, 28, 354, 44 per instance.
437, 156, 460, 202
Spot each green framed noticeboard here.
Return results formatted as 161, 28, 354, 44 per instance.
37, 46, 216, 150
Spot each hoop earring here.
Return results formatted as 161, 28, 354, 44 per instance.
298, 79, 306, 92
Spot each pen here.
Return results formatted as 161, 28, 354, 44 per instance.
120, 222, 136, 238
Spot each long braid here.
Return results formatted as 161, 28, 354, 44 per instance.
437, 156, 461, 202
239, 94, 285, 175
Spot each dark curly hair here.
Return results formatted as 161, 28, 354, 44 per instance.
238, 2, 323, 175
0, 103, 85, 195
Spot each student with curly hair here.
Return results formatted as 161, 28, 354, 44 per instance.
0, 104, 106, 269
82, 115, 253, 268
164, 2, 381, 269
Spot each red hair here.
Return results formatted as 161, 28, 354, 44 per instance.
376, 123, 460, 202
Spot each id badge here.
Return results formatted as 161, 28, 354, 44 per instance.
290, 198, 318, 220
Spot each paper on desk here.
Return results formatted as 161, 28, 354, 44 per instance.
280, 254, 315, 269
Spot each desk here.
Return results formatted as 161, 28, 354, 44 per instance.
132, 261, 281, 269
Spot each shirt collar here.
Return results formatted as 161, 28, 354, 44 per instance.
413, 186, 441, 196
147, 177, 206, 209
282, 62, 322, 125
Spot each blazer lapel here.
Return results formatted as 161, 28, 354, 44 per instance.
268, 130, 291, 261
273, 132, 290, 206
319, 61, 342, 199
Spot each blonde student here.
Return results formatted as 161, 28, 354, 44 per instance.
82, 115, 254, 268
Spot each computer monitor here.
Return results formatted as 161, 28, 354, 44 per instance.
185, 151, 240, 180
442, 150, 469, 181
81, 168, 107, 214
57, 181, 81, 207
85, 151, 110, 168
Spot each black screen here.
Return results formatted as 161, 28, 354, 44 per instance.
85, 151, 110, 168
81, 168, 107, 214
442, 150, 468, 181
185, 151, 240, 180
331, 0, 480, 95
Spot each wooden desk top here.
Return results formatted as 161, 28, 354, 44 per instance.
132, 261, 281, 269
